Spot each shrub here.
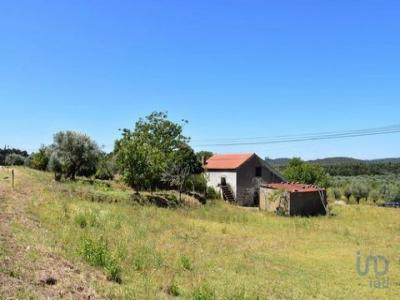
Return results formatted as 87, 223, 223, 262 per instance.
206, 187, 220, 199
80, 237, 122, 283
75, 213, 88, 228
30, 146, 50, 171
95, 155, 116, 180
185, 174, 207, 194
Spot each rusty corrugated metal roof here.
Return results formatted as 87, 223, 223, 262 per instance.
262, 182, 323, 193
205, 153, 255, 170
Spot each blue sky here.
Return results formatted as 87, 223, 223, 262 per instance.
0, 0, 399, 159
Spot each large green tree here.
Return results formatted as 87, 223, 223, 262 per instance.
283, 158, 329, 187
115, 112, 198, 193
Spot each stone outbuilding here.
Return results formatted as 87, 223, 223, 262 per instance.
259, 183, 327, 216
205, 153, 284, 206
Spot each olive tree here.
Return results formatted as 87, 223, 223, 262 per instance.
51, 131, 101, 180
5, 153, 25, 166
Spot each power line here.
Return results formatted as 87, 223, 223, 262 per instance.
193, 124, 400, 147
192, 124, 400, 143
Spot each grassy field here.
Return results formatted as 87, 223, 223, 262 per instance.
1, 168, 400, 299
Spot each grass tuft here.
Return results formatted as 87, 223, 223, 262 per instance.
179, 255, 192, 271
80, 237, 122, 283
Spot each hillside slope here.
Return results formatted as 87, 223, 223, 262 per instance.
1, 168, 399, 299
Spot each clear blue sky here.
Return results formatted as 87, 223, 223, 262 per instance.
1, 0, 399, 160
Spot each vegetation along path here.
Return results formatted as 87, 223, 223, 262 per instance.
0, 168, 110, 299
1, 167, 400, 299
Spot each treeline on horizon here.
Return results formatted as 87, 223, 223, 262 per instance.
267, 157, 400, 176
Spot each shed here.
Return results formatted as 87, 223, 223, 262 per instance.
205, 153, 284, 206
259, 183, 327, 216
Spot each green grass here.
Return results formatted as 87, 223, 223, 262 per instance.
2, 168, 400, 299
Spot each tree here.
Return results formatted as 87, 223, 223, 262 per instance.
350, 183, 369, 204
48, 151, 63, 181
5, 153, 25, 166
95, 153, 117, 180
333, 188, 342, 200
0, 147, 28, 165
283, 158, 329, 187
343, 186, 352, 203
115, 112, 195, 193
162, 143, 203, 200
369, 189, 380, 203
196, 151, 213, 164
51, 131, 101, 180
30, 146, 50, 171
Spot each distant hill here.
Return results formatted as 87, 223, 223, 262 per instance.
266, 156, 400, 176
266, 157, 400, 167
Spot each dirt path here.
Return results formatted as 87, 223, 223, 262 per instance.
0, 168, 108, 299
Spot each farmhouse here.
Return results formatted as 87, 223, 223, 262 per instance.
205, 153, 284, 206
259, 183, 327, 216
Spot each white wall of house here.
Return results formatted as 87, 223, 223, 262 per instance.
206, 171, 237, 198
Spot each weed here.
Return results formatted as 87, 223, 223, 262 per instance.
192, 285, 215, 300
80, 237, 122, 283
133, 245, 163, 271
75, 213, 88, 228
166, 280, 181, 296
74, 210, 98, 228
180, 255, 192, 271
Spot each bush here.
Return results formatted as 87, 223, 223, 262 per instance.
30, 146, 50, 171
5, 153, 25, 166
95, 155, 116, 180
185, 174, 207, 193
80, 237, 121, 283
206, 187, 220, 199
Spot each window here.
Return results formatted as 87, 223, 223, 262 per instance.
255, 167, 262, 177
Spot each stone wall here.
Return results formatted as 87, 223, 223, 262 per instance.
236, 155, 282, 206
259, 187, 327, 216
259, 187, 290, 214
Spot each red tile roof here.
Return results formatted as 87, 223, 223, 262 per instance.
205, 153, 255, 170
262, 183, 323, 193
